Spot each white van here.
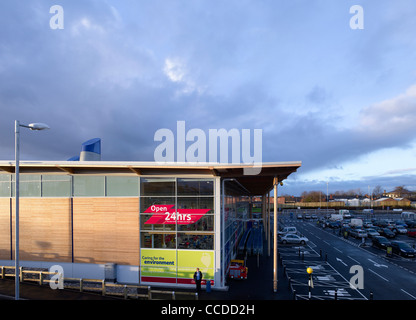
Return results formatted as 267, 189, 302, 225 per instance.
339, 210, 352, 219
401, 212, 415, 220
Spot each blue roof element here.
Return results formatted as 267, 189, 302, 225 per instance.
67, 155, 80, 161
81, 138, 101, 154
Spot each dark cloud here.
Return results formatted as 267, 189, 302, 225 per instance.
1, 1, 416, 196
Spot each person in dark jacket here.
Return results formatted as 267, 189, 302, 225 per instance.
193, 268, 203, 292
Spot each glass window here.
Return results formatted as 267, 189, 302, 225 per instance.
177, 234, 214, 250
12, 174, 41, 197
140, 215, 176, 231
140, 178, 175, 196
106, 176, 138, 196
177, 214, 214, 232
42, 175, 71, 197
177, 179, 214, 195
177, 197, 214, 211
0, 175, 11, 197
140, 197, 175, 213
140, 232, 176, 249
73, 176, 105, 197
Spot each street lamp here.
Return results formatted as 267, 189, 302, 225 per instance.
14, 120, 49, 300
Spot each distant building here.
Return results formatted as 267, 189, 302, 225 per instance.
383, 188, 414, 199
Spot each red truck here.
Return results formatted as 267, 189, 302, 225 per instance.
228, 260, 248, 280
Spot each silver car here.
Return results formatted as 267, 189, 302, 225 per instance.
280, 234, 309, 245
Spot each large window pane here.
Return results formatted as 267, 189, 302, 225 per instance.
106, 176, 138, 196
42, 175, 71, 197
141, 232, 176, 249
140, 197, 175, 213
140, 178, 175, 196
177, 234, 213, 250
177, 214, 214, 232
177, 197, 214, 211
140, 215, 176, 231
0, 175, 11, 197
177, 179, 214, 195
73, 176, 105, 197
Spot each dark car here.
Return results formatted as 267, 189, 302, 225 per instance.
380, 228, 395, 238
372, 236, 391, 249
328, 221, 341, 229
376, 220, 389, 228
390, 241, 416, 258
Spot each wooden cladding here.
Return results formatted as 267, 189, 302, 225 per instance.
0, 198, 140, 265
73, 198, 139, 265
0, 198, 11, 260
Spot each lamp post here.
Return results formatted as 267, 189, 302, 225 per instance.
14, 120, 49, 300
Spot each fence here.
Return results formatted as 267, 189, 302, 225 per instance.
0, 266, 198, 300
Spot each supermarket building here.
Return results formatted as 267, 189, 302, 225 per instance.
0, 160, 300, 289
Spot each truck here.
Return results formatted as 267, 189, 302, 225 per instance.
228, 260, 248, 280
330, 214, 343, 221
339, 210, 352, 219
350, 218, 363, 228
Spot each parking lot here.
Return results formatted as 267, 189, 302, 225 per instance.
277, 210, 416, 300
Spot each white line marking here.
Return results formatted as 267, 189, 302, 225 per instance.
347, 256, 361, 265
368, 269, 389, 282
401, 289, 416, 300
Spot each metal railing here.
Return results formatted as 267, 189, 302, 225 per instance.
0, 266, 198, 300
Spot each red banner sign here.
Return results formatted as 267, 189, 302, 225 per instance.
144, 205, 210, 225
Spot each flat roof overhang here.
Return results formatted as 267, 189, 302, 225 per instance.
0, 160, 301, 196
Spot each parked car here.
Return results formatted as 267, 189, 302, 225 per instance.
375, 220, 389, 228
350, 229, 368, 239
372, 236, 391, 249
278, 226, 297, 235
363, 222, 374, 228
380, 228, 396, 238
407, 229, 416, 238
393, 226, 407, 235
405, 220, 416, 228
390, 241, 416, 258
297, 214, 303, 220
328, 221, 341, 229
365, 228, 380, 238
279, 234, 309, 245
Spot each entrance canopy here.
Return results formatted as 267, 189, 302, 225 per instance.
0, 160, 301, 196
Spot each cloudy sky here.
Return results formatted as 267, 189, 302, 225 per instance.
1, 0, 416, 195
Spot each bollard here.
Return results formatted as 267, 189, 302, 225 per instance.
293, 289, 297, 300
334, 288, 338, 300
370, 291, 373, 300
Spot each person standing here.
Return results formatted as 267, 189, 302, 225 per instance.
193, 268, 203, 293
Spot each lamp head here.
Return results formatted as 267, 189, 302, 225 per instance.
27, 123, 50, 131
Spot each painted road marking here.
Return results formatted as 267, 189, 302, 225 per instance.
368, 269, 389, 282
